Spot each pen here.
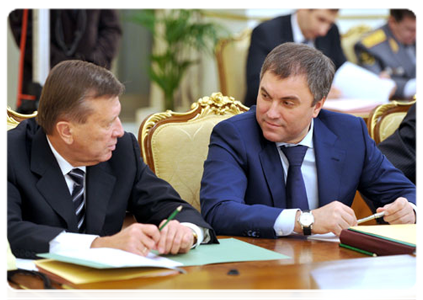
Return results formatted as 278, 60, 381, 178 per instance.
357, 211, 385, 225
159, 205, 183, 231
339, 243, 377, 257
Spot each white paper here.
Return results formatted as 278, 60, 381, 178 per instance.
15, 258, 39, 271
38, 248, 183, 269
323, 98, 387, 113
332, 62, 396, 102
307, 233, 340, 243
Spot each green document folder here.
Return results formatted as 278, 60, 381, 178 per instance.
166, 238, 290, 266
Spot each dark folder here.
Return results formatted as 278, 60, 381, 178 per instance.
339, 224, 416, 256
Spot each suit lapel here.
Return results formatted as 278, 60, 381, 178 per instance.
259, 141, 287, 208
31, 129, 78, 231
313, 117, 346, 207
85, 164, 116, 234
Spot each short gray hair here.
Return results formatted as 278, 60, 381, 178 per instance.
260, 42, 335, 105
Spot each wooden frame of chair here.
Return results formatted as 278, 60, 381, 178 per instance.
7, 106, 37, 130
138, 92, 249, 173
367, 100, 416, 144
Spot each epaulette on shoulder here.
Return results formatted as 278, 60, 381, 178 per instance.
361, 29, 387, 48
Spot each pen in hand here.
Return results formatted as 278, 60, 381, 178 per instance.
357, 211, 385, 225
159, 205, 183, 231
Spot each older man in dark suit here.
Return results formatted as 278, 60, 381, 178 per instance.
8, 60, 217, 259
245, 9, 347, 106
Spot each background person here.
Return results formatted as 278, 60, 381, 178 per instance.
245, 9, 346, 107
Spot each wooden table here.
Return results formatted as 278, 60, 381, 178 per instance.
8, 235, 416, 291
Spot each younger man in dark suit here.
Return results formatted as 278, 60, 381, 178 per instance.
245, 9, 346, 106
8, 60, 216, 259
201, 43, 415, 238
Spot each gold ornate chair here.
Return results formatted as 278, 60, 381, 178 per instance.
7, 107, 37, 130
138, 92, 249, 211
341, 24, 373, 64
367, 100, 416, 144
215, 29, 252, 103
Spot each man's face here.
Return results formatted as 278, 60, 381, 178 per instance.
390, 16, 416, 45
256, 72, 325, 144
68, 96, 124, 166
299, 9, 338, 40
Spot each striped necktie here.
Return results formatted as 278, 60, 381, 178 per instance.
280, 145, 309, 210
68, 168, 86, 233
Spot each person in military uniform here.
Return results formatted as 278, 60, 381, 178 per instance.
354, 9, 416, 100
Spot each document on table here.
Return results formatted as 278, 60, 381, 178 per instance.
332, 62, 396, 102
307, 233, 340, 243
38, 248, 183, 269
168, 238, 289, 266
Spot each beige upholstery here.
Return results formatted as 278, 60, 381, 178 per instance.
367, 100, 415, 144
138, 93, 249, 211
7, 107, 37, 130
341, 24, 373, 64
215, 29, 252, 103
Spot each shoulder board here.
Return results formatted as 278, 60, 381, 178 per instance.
361, 29, 387, 48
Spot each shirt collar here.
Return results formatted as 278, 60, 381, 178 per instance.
276, 118, 314, 149
46, 136, 86, 176
291, 12, 306, 44
291, 12, 314, 45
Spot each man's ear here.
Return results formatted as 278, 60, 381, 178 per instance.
312, 97, 326, 118
56, 121, 74, 145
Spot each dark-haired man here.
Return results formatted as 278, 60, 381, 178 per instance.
245, 9, 347, 106
8, 60, 217, 259
201, 43, 415, 238
355, 9, 416, 99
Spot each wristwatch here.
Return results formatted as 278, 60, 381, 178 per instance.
298, 210, 314, 235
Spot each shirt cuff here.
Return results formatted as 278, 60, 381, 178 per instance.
273, 209, 300, 236
180, 222, 207, 248
403, 78, 416, 99
49, 231, 99, 253
408, 202, 420, 224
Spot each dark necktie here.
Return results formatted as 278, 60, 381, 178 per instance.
280, 145, 309, 210
68, 168, 86, 233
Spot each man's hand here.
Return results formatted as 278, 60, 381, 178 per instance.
157, 220, 194, 255
307, 201, 357, 236
377, 197, 415, 224
91, 223, 160, 256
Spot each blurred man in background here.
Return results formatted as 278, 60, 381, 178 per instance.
245, 9, 346, 107
355, 9, 416, 100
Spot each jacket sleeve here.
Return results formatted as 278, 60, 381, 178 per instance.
200, 121, 282, 238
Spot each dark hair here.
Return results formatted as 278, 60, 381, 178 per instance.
36, 60, 125, 134
390, 9, 416, 22
260, 42, 335, 105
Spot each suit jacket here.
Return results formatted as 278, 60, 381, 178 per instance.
200, 107, 416, 238
354, 24, 416, 99
8, 119, 217, 258
245, 14, 347, 106
378, 103, 416, 184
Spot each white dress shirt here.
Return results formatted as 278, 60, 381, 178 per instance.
46, 137, 205, 253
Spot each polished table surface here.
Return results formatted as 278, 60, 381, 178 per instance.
9, 235, 416, 290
